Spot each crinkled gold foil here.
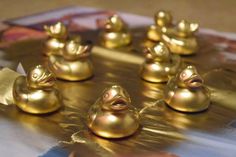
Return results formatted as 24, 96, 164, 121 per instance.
0, 68, 20, 105
1, 31, 236, 157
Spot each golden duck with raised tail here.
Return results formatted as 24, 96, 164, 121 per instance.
13, 65, 61, 114
162, 20, 199, 55
164, 65, 210, 113
140, 42, 181, 83
47, 39, 94, 81
100, 14, 132, 48
87, 85, 140, 138
44, 22, 68, 56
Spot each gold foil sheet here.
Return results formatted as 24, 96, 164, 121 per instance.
1, 30, 236, 157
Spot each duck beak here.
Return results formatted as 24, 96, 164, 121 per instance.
186, 75, 203, 88
40, 73, 55, 88
143, 47, 154, 59
111, 97, 129, 111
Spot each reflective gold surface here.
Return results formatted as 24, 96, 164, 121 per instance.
140, 42, 181, 83
44, 22, 68, 56
147, 11, 199, 55
1, 26, 236, 157
164, 65, 210, 112
13, 65, 61, 114
100, 14, 132, 48
47, 39, 94, 81
87, 85, 140, 139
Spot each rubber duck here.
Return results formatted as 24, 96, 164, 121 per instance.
162, 20, 199, 55
87, 85, 140, 138
47, 39, 94, 81
44, 22, 68, 56
100, 14, 132, 48
164, 65, 210, 113
140, 42, 181, 83
13, 65, 61, 114
147, 10, 173, 42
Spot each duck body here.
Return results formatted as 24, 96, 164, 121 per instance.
162, 33, 198, 55
146, 25, 163, 42
47, 40, 94, 81
147, 24, 198, 55
146, 10, 173, 42
13, 65, 61, 114
146, 11, 199, 55
44, 22, 68, 56
140, 55, 180, 83
88, 100, 139, 138
48, 55, 93, 81
100, 31, 131, 49
100, 14, 132, 48
164, 82, 210, 112
140, 42, 181, 83
164, 66, 210, 113
161, 20, 199, 55
44, 38, 65, 56
87, 85, 140, 138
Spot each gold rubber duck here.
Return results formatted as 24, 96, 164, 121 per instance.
13, 65, 61, 114
140, 42, 181, 83
47, 39, 94, 81
162, 20, 199, 55
147, 10, 173, 42
44, 22, 68, 56
87, 85, 140, 139
100, 14, 132, 48
164, 65, 210, 113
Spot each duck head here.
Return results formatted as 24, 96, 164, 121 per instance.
177, 66, 203, 89
63, 40, 92, 60
27, 65, 56, 89
144, 42, 171, 62
104, 14, 127, 32
100, 85, 131, 111
44, 22, 68, 39
177, 20, 199, 37
154, 10, 173, 27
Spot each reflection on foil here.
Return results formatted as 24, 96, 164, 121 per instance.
167, 130, 236, 157
93, 46, 143, 65
1, 18, 236, 157
203, 68, 236, 110
141, 81, 165, 100
40, 146, 69, 157
57, 98, 182, 156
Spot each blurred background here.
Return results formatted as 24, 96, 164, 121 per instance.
0, 0, 235, 32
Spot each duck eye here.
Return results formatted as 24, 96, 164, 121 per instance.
180, 70, 192, 80
180, 72, 188, 80
32, 73, 38, 79
103, 93, 110, 100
